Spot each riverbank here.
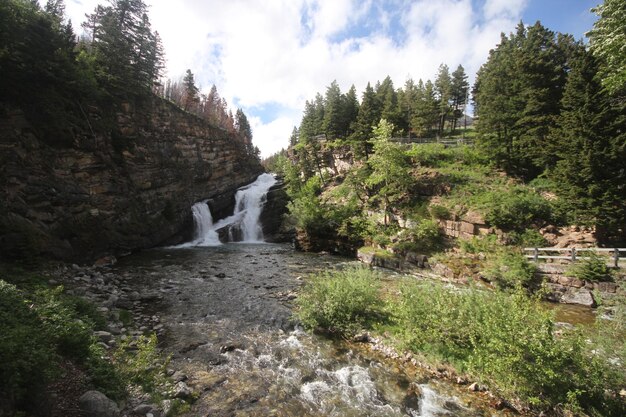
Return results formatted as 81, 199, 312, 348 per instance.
2, 244, 522, 417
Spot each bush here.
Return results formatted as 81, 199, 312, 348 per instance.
395, 282, 622, 414
394, 219, 442, 253
295, 267, 383, 336
429, 204, 451, 220
0, 280, 57, 413
507, 228, 548, 247
459, 234, 499, 254
481, 249, 538, 289
115, 334, 170, 395
567, 252, 613, 282
481, 187, 553, 231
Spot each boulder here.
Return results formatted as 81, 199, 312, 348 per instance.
561, 288, 596, 307
79, 390, 120, 417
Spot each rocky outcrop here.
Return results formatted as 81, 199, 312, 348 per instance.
260, 180, 291, 242
538, 264, 622, 306
0, 98, 263, 261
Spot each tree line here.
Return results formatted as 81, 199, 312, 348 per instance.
283, 1, 625, 243
0, 0, 257, 155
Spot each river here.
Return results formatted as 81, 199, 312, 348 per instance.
113, 243, 515, 417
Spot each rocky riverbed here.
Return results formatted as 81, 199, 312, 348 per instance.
45, 243, 522, 417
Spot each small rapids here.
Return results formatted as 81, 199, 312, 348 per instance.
116, 244, 508, 416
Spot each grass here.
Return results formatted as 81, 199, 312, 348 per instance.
295, 267, 626, 416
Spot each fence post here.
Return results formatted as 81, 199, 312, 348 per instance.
615, 248, 619, 268
571, 248, 577, 262
534, 247, 539, 263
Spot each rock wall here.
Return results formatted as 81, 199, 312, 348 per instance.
0, 98, 263, 261
538, 264, 623, 307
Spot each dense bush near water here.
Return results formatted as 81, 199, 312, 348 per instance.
295, 267, 626, 415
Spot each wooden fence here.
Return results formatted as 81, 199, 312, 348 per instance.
524, 247, 626, 268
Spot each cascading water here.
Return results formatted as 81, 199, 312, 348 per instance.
229, 173, 277, 242
178, 173, 277, 247
189, 201, 221, 246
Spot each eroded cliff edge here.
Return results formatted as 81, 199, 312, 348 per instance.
0, 98, 263, 261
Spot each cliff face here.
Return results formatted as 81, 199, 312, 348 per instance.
0, 98, 263, 261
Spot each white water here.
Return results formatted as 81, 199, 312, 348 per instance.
176, 173, 277, 247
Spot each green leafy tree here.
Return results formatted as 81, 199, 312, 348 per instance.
366, 119, 412, 224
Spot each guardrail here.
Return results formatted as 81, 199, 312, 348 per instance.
524, 247, 626, 268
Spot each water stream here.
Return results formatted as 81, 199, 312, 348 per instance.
115, 245, 510, 417
123, 174, 592, 415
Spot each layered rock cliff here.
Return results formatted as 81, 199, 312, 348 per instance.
0, 98, 264, 261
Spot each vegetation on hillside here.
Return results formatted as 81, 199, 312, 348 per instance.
283, 8, 626, 415
0, 265, 171, 416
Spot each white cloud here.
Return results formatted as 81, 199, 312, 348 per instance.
60, 0, 527, 157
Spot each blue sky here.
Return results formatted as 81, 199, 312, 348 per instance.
59, 0, 602, 157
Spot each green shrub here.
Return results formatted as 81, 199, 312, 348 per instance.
507, 228, 548, 248
394, 282, 622, 414
459, 234, 498, 254
429, 204, 451, 220
0, 280, 57, 412
481, 187, 553, 231
86, 343, 126, 401
295, 267, 383, 336
567, 252, 613, 282
481, 249, 538, 289
33, 287, 94, 361
394, 219, 442, 253
115, 334, 170, 394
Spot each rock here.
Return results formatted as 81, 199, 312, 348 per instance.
352, 332, 371, 343
219, 343, 242, 353
561, 288, 596, 307
79, 390, 120, 417
172, 370, 188, 382
215, 272, 226, 279
94, 331, 113, 343
173, 381, 192, 399
468, 382, 480, 392
132, 403, 155, 415
161, 400, 173, 416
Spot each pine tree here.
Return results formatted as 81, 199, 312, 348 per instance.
587, 0, 626, 97
322, 80, 344, 139
182, 69, 199, 111
450, 65, 469, 132
434, 64, 452, 137
351, 82, 379, 159
550, 50, 626, 242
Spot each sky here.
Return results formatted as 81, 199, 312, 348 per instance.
58, 0, 600, 157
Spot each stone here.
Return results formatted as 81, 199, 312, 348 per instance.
173, 381, 193, 399
172, 370, 188, 382
78, 390, 120, 417
352, 332, 371, 343
132, 403, 155, 415
94, 331, 113, 343
468, 382, 480, 392
560, 288, 596, 307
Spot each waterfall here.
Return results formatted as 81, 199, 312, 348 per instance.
179, 173, 277, 247
231, 173, 277, 242
190, 201, 221, 246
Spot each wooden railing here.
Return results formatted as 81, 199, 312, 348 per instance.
524, 247, 626, 268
